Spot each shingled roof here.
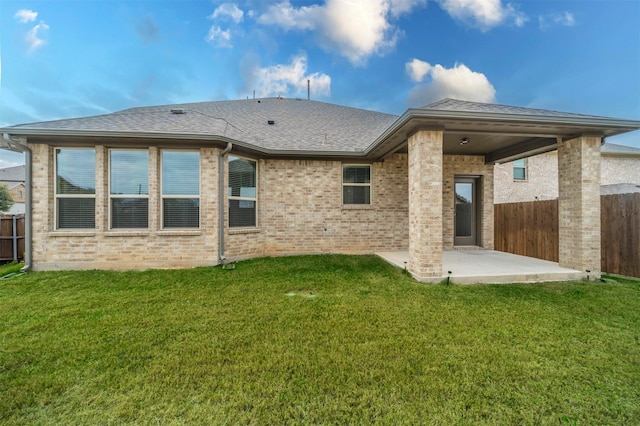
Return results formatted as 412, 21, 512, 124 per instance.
3, 98, 398, 153
2, 98, 639, 161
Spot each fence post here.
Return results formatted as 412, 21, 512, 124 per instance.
12, 215, 18, 261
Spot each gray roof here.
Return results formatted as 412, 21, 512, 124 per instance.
2, 97, 639, 160
601, 183, 640, 195
3, 98, 398, 153
601, 142, 640, 156
0, 165, 25, 182
423, 98, 611, 119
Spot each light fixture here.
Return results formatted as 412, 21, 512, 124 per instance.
460, 137, 469, 145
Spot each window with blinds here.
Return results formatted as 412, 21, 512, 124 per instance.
513, 158, 527, 180
110, 150, 149, 229
161, 151, 200, 228
343, 165, 371, 205
228, 156, 257, 228
55, 148, 96, 229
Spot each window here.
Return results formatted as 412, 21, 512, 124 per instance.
343, 165, 371, 205
17, 190, 23, 198
55, 148, 96, 229
228, 156, 257, 228
110, 150, 149, 229
161, 151, 200, 228
513, 158, 527, 180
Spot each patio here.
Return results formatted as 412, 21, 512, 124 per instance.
376, 250, 586, 284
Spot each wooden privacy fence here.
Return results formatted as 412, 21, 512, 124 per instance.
495, 193, 640, 278
494, 199, 558, 262
0, 215, 25, 263
601, 193, 640, 278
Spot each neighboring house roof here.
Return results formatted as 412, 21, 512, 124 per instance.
601, 142, 640, 156
2, 98, 639, 162
0, 165, 25, 183
601, 183, 640, 195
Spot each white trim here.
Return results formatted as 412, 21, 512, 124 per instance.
160, 149, 201, 229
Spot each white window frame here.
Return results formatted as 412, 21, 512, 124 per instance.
228, 155, 258, 228
54, 147, 96, 230
342, 164, 372, 205
513, 158, 527, 181
108, 149, 149, 230
160, 149, 201, 229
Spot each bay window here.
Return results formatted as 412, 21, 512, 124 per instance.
228, 156, 257, 227
161, 151, 200, 228
55, 148, 96, 229
110, 150, 149, 229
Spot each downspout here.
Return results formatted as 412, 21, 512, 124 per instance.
218, 142, 232, 263
2, 134, 32, 272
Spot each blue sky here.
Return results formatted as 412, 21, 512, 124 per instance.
1, 0, 639, 167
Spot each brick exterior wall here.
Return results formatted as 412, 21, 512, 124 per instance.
494, 150, 640, 204
226, 155, 409, 260
27, 140, 501, 272
29, 144, 221, 270
408, 130, 443, 280
557, 136, 601, 276
442, 155, 494, 250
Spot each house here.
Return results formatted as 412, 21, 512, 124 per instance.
494, 142, 640, 203
0, 165, 26, 214
1, 98, 639, 281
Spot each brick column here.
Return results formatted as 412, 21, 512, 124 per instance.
408, 129, 443, 281
557, 135, 601, 278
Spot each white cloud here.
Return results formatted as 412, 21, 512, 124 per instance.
406, 58, 432, 83
251, 54, 331, 98
205, 25, 232, 48
539, 12, 575, 30
258, 0, 426, 66
25, 21, 50, 52
14, 9, 38, 23
210, 3, 244, 24
406, 61, 496, 106
436, 0, 527, 31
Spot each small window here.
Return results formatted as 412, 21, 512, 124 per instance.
110, 150, 149, 229
513, 158, 527, 181
228, 156, 257, 228
161, 151, 200, 228
17, 190, 23, 198
55, 148, 96, 229
343, 165, 371, 205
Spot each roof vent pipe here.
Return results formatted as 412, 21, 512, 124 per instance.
307, 79, 310, 100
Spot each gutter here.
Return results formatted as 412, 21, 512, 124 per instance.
218, 142, 232, 263
1, 134, 32, 272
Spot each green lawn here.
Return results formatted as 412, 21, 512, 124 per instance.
1, 255, 639, 425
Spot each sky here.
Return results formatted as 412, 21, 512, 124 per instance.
1, 0, 639, 167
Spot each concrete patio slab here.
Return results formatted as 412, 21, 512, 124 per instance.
376, 250, 586, 284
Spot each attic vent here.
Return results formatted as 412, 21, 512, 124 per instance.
170, 108, 185, 114
267, 120, 275, 125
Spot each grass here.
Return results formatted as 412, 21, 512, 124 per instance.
1, 255, 639, 424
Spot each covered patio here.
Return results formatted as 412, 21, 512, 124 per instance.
376, 250, 586, 284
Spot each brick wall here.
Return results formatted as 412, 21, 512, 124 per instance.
494, 150, 640, 204
226, 154, 409, 259
29, 144, 221, 270
557, 136, 601, 275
